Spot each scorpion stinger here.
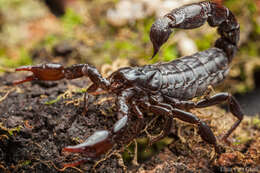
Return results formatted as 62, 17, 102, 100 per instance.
150, 18, 173, 58
150, 1, 239, 59
14, 1, 244, 167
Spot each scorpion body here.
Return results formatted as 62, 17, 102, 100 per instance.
14, 1, 243, 167
130, 48, 229, 100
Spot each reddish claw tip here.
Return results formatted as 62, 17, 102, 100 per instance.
63, 159, 90, 168
15, 65, 33, 72
13, 76, 35, 85
13, 64, 66, 85
13, 66, 36, 85
63, 130, 113, 158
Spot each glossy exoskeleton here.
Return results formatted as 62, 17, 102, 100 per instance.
14, 1, 243, 167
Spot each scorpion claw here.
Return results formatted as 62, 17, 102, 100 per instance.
62, 158, 91, 168
13, 64, 66, 85
15, 65, 33, 72
13, 75, 36, 85
63, 130, 113, 158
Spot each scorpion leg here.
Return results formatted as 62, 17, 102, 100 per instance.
149, 116, 172, 145
195, 92, 244, 141
116, 88, 135, 119
82, 65, 110, 91
132, 101, 144, 119
163, 95, 196, 110
139, 102, 173, 145
83, 84, 101, 113
171, 108, 221, 154
140, 101, 220, 153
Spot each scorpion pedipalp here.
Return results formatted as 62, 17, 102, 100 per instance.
63, 130, 113, 157
62, 115, 129, 166
13, 64, 66, 85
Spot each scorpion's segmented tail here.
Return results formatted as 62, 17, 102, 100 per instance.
150, 1, 240, 62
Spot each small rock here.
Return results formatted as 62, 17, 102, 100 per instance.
6, 116, 23, 128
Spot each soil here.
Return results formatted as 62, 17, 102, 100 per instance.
0, 72, 259, 173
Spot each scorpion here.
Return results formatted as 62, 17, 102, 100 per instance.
13, 1, 243, 167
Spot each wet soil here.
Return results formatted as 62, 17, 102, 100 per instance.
0, 73, 259, 173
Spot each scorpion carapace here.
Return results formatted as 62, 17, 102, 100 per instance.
13, 1, 243, 167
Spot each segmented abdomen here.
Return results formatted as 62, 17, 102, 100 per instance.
159, 48, 229, 100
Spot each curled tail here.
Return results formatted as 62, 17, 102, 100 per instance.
150, 1, 240, 62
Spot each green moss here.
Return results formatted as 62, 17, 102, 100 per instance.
195, 33, 215, 51
0, 123, 23, 136
247, 1, 257, 14
103, 55, 113, 64
112, 40, 140, 59
21, 160, 31, 166
61, 8, 83, 37
18, 48, 32, 66
155, 137, 173, 150
44, 95, 63, 105
162, 44, 178, 62
62, 8, 83, 28
8, 126, 22, 136
235, 84, 250, 94
255, 24, 260, 35
234, 136, 251, 145
140, 147, 153, 160
0, 48, 32, 68
141, 18, 154, 43
40, 34, 60, 49
74, 88, 87, 94
121, 136, 173, 163
114, 41, 136, 52
252, 117, 260, 128
241, 42, 259, 57
122, 142, 135, 163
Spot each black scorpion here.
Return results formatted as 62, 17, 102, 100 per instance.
14, 1, 243, 167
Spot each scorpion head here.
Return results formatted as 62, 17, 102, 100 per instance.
109, 67, 142, 92
150, 18, 173, 58
109, 67, 161, 92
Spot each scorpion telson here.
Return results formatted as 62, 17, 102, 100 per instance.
150, 1, 239, 59
14, 1, 243, 167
